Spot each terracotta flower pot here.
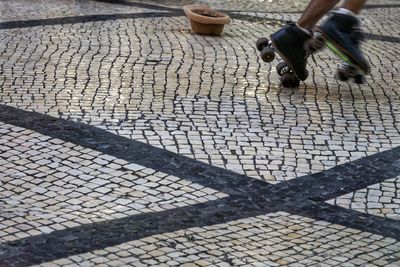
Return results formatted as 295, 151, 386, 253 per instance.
183, 5, 231, 36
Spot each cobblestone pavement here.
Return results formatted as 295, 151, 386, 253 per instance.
1, 0, 400, 266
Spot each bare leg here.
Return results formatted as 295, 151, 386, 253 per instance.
298, 0, 368, 30
341, 0, 368, 14
297, 0, 340, 30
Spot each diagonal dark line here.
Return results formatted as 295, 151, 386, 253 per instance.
0, 104, 266, 195
295, 203, 400, 240
0, 196, 277, 267
364, 3, 400, 9
364, 33, 400, 44
275, 146, 400, 202
0, 195, 399, 266
0, 12, 182, 30
93, 0, 183, 13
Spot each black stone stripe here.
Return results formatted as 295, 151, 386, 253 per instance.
275, 146, 400, 202
364, 33, 400, 44
364, 4, 400, 9
296, 203, 400, 240
0, 196, 398, 266
0, 196, 275, 267
0, 104, 264, 195
0, 11, 182, 30
93, 0, 182, 13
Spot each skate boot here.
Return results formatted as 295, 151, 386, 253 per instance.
270, 22, 312, 82
308, 12, 370, 83
256, 23, 311, 87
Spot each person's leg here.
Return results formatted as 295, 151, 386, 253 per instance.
297, 0, 341, 30
297, 0, 367, 30
341, 0, 368, 14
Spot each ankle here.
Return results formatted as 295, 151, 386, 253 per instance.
295, 23, 312, 36
332, 7, 358, 18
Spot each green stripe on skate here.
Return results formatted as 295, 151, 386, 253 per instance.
325, 41, 367, 76
325, 41, 351, 64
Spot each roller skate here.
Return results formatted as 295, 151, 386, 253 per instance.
305, 12, 370, 84
256, 22, 311, 87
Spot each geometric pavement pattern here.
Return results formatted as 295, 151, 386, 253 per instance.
1, 0, 400, 266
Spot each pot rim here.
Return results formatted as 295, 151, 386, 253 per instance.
183, 5, 231, 25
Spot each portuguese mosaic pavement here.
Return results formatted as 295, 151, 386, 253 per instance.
0, 0, 400, 266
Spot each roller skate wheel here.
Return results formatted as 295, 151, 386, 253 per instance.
354, 74, 365, 84
260, 47, 275, 62
256, 37, 270, 51
304, 69, 309, 80
276, 62, 288, 76
342, 64, 357, 76
280, 73, 300, 88
335, 69, 349, 81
